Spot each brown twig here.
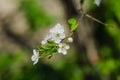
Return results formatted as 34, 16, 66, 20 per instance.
85, 14, 107, 26
78, 9, 107, 26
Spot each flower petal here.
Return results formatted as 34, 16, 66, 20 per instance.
33, 58, 39, 65
94, 0, 101, 6
41, 40, 47, 45
50, 23, 64, 33
58, 43, 63, 47
65, 45, 70, 49
62, 50, 67, 55
33, 49, 37, 55
60, 33, 66, 39
31, 55, 36, 61
54, 38, 61, 43
58, 48, 62, 53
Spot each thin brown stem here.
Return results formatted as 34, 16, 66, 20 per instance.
85, 14, 107, 26
78, 9, 107, 26
68, 32, 73, 37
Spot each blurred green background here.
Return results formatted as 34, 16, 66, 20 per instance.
0, 0, 120, 80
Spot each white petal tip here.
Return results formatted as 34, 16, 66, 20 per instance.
94, 0, 101, 6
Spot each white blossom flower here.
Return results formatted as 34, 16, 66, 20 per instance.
94, 0, 101, 6
50, 23, 66, 43
58, 43, 70, 55
31, 49, 39, 65
67, 37, 73, 43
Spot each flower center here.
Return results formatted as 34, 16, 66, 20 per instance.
56, 33, 60, 37
61, 45, 65, 49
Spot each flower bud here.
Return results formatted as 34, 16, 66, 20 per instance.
67, 37, 73, 43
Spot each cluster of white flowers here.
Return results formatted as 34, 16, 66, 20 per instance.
41, 23, 66, 45
31, 23, 73, 65
41, 23, 73, 54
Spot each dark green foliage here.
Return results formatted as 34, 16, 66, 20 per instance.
37, 40, 57, 59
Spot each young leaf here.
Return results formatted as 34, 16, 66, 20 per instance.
51, 47, 57, 52
68, 18, 76, 25
68, 18, 78, 32
70, 24, 78, 32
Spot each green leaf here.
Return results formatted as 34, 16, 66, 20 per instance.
68, 18, 78, 32
70, 24, 78, 32
47, 40, 54, 43
51, 47, 57, 52
68, 18, 76, 25
41, 45, 49, 50
40, 53, 47, 58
